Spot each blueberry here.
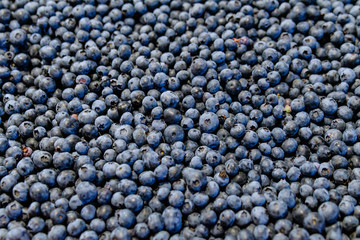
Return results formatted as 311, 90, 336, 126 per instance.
303, 212, 325, 234
6, 227, 30, 240
116, 209, 135, 228
289, 228, 310, 240
12, 182, 29, 202
275, 219, 292, 235
29, 182, 49, 202
320, 98, 338, 115
219, 209, 235, 227
163, 125, 184, 144
200, 209, 217, 227
10, 29, 27, 46
109, 227, 130, 240
342, 215, 359, 233
237, 229, 255, 240
251, 206, 269, 225
27, 217, 45, 233
191, 58, 208, 76
253, 225, 270, 240
153, 231, 170, 240
0, 208, 9, 228
193, 192, 209, 207
273, 233, 288, 240
90, 218, 105, 233
134, 222, 150, 239
76, 181, 97, 204
79, 230, 98, 240
168, 190, 184, 208
339, 200, 354, 216
124, 194, 143, 212
6, 200, 22, 219
281, 138, 298, 154
267, 200, 288, 219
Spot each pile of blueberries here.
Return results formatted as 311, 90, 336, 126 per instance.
1, 0, 360, 239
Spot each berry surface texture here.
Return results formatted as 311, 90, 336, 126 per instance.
1, 0, 360, 239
